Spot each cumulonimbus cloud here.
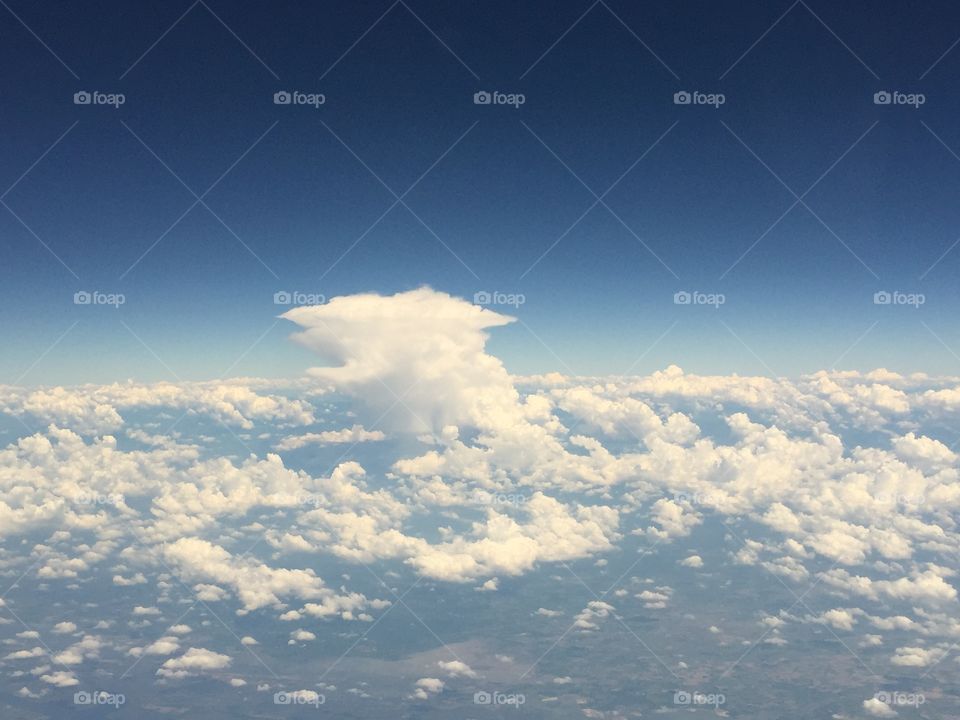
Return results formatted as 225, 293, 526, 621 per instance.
281, 287, 521, 433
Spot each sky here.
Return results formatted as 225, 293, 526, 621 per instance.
3, 0, 960, 382
5, 5, 960, 717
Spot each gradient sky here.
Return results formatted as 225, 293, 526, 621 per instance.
3, 0, 960, 383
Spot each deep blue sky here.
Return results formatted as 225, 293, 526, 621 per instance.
3, 0, 960, 383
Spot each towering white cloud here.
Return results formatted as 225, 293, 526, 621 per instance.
282, 288, 521, 432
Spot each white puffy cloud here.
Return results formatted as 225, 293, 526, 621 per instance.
276, 425, 385, 450
136, 637, 181, 656
52, 635, 102, 665
113, 572, 147, 586
892, 433, 957, 472
132, 606, 161, 616
5, 647, 45, 660
289, 629, 316, 644
890, 646, 943, 667
808, 608, 860, 631
536, 608, 562, 617
573, 601, 616, 631
0, 380, 314, 434
411, 677, 444, 699
437, 660, 477, 678
39, 671, 78, 687
645, 499, 700, 540
156, 647, 232, 679
636, 587, 673, 609
163, 537, 385, 618
863, 697, 898, 717
821, 568, 957, 605
282, 288, 521, 433
551, 386, 699, 445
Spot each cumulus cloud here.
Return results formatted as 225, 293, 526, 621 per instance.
276, 425, 385, 450
645, 499, 700, 540
0, 380, 314, 434
5, 647, 45, 660
411, 677, 444, 699
573, 601, 616, 631
52, 635, 102, 665
130, 637, 181, 657
132, 606, 161, 616
156, 647, 232, 679
289, 629, 316, 644
437, 660, 477, 678
863, 697, 898, 717
163, 537, 385, 617
890, 646, 943, 667
39, 671, 78, 687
